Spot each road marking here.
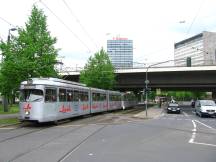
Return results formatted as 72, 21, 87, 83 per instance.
182, 111, 189, 117
194, 120, 214, 130
192, 141, 216, 147
189, 119, 216, 147
189, 120, 197, 143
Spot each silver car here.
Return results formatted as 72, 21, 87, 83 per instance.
195, 100, 216, 117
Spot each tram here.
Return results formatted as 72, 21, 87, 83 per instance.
19, 78, 137, 123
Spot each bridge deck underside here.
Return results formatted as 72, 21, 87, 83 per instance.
64, 70, 216, 91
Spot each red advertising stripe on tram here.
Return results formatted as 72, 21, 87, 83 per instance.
82, 104, 89, 110
92, 104, 98, 109
59, 105, 71, 113
103, 103, 108, 109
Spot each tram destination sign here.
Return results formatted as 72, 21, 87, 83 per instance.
24, 85, 36, 89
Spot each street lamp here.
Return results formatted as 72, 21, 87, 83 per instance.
7, 28, 17, 42
2, 27, 17, 112
144, 58, 189, 117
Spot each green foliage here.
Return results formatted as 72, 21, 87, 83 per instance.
148, 91, 156, 100
0, 104, 19, 114
0, 5, 58, 99
165, 91, 207, 101
80, 48, 115, 89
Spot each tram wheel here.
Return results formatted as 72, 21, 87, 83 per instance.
53, 120, 59, 125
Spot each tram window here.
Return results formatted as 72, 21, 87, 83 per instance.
67, 90, 73, 101
59, 89, 66, 102
79, 91, 89, 101
84, 92, 89, 101
73, 90, 79, 101
92, 93, 98, 101
20, 89, 43, 102
79, 92, 84, 101
110, 95, 119, 101
45, 89, 57, 102
93, 93, 102, 101
101, 94, 106, 101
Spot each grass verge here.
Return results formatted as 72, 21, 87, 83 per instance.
0, 118, 20, 126
0, 104, 19, 114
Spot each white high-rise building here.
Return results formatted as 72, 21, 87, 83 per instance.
174, 31, 216, 66
107, 37, 133, 69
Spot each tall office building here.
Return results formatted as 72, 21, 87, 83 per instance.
107, 37, 133, 69
174, 31, 216, 66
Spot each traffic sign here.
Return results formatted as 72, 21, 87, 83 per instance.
145, 80, 149, 84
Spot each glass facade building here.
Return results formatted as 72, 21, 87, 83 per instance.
107, 38, 133, 69
174, 31, 216, 66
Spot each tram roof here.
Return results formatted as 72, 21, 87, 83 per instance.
21, 78, 86, 87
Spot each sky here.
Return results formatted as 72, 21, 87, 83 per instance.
1, 0, 216, 69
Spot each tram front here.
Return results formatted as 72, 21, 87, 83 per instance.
19, 81, 44, 122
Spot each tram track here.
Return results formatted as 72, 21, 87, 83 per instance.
8, 124, 88, 162
1, 108, 143, 162
58, 125, 107, 162
0, 111, 112, 144
0, 123, 53, 144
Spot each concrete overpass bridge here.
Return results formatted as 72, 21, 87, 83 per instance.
61, 66, 216, 92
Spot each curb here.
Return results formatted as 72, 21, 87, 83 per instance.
133, 106, 164, 119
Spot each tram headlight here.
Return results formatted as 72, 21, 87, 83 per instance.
25, 111, 30, 115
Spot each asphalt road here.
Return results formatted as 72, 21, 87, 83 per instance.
0, 106, 215, 162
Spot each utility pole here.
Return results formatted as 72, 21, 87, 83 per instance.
145, 58, 189, 117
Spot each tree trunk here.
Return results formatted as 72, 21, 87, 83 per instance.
3, 96, 9, 112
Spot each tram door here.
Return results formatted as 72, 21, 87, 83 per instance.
66, 89, 74, 115
44, 88, 58, 119
73, 90, 79, 114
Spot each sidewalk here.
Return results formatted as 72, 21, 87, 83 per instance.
0, 113, 19, 119
133, 105, 164, 119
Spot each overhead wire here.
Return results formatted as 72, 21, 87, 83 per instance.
186, 0, 205, 35
0, 16, 16, 28
62, 0, 99, 50
39, 0, 92, 53
146, 0, 206, 64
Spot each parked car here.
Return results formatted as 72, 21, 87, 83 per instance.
167, 102, 181, 114
191, 100, 195, 108
195, 100, 216, 117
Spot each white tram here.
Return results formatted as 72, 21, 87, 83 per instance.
19, 78, 137, 123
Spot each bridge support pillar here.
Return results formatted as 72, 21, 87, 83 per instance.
212, 91, 216, 100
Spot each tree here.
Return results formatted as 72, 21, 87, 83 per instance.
80, 48, 115, 89
0, 5, 58, 111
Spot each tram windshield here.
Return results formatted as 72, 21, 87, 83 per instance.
20, 89, 43, 102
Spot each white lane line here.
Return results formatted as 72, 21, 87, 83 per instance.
194, 120, 215, 130
182, 111, 189, 117
192, 141, 216, 147
192, 120, 197, 131
189, 119, 216, 147
189, 120, 197, 143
